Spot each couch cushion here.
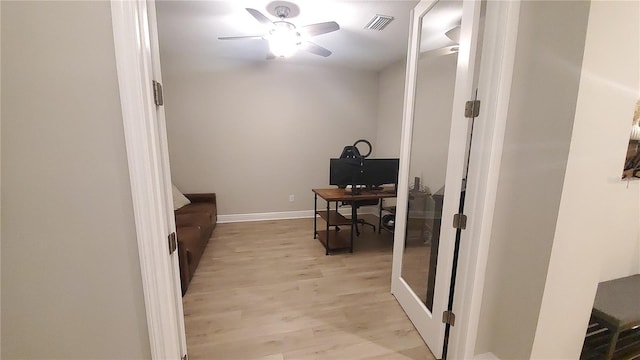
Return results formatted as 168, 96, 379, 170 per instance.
175, 212, 210, 230
176, 225, 203, 250
175, 202, 216, 222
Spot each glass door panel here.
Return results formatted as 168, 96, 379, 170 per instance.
400, 0, 461, 313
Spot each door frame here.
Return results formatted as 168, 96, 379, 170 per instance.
109, 0, 521, 358
447, 2, 521, 358
110, 0, 187, 358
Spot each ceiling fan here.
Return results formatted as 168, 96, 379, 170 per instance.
218, 5, 340, 59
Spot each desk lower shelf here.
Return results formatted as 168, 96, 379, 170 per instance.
316, 230, 351, 254
316, 210, 351, 226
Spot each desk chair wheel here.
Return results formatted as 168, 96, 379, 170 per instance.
355, 219, 376, 236
340, 198, 380, 236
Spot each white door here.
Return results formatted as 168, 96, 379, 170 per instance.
391, 0, 484, 358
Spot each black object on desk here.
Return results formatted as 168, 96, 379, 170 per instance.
329, 158, 399, 191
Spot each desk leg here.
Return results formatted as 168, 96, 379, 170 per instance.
313, 193, 317, 239
325, 200, 330, 255
378, 199, 383, 234
606, 330, 620, 360
350, 202, 356, 253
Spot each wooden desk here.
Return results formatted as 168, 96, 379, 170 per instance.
582, 274, 640, 360
312, 188, 397, 255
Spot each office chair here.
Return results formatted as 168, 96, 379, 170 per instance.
337, 139, 377, 235
342, 198, 378, 236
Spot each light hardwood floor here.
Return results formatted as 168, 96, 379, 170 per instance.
183, 216, 435, 360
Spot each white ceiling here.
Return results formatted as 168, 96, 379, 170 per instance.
155, 0, 422, 72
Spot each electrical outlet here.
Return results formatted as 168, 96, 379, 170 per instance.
289, 194, 295, 202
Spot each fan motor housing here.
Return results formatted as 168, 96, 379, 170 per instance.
266, 1, 300, 19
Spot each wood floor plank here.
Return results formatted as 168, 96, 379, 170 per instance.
183, 217, 434, 360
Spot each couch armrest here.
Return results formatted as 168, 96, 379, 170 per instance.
184, 193, 216, 204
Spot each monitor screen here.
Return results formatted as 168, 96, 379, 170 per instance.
329, 158, 399, 189
329, 158, 363, 187
362, 158, 400, 187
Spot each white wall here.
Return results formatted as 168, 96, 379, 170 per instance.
161, 60, 379, 216
474, 1, 590, 358
1, 2, 150, 358
531, 1, 640, 358
375, 59, 406, 158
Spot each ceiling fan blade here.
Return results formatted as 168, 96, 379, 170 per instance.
302, 21, 340, 37
218, 35, 264, 40
246, 8, 274, 27
419, 45, 458, 59
305, 42, 332, 57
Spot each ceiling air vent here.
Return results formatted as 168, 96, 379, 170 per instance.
364, 14, 394, 31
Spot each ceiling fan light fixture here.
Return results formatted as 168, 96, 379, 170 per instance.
220, 7, 338, 59
265, 22, 301, 57
268, 38, 298, 57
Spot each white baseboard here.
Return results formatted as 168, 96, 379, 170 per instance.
217, 207, 381, 224
218, 210, 314, 223
475, 352, 500, 360
336, 206, 379, 216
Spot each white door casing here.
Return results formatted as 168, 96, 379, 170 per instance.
110, 0, 187, 358
446, 1, 521, 359
146, 0, 188, 356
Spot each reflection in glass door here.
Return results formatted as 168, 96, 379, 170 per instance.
400, 13, 460, 311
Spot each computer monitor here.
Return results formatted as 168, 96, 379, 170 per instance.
329, 158, 399, 190
362, 158, 400, 188
329, 158, 363, 188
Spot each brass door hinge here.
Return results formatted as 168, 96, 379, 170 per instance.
152, 80, 164, 106
442, 310, 456, 326
465, 100, 480, 118
168, 232, 177, 255
453, 213, 467, 230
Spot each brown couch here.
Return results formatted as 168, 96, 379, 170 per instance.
174, 193, 217, 295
